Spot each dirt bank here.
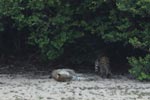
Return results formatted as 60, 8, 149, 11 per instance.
0, 73, 150, 100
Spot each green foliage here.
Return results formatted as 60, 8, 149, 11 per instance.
116, 0, 150, 80
0, 0, 109, 58
116, 0, 150, 16
128, 55, 150, 81
0, 0, 150, 80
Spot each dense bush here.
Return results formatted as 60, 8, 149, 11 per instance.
116, 0, 150, 80
128, 54, 150, 81
0, 0, 150, 80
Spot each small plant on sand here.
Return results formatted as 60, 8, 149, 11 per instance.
38, 96, 44, 100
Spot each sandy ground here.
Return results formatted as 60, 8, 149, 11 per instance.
0, 73, 150, 100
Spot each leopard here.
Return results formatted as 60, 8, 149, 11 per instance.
95, 56, 111, 78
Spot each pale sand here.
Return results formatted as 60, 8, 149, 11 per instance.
0, 73, 150, 100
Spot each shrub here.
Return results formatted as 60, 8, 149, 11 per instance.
116, 0, 150, 80
128, 55, 150, 81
